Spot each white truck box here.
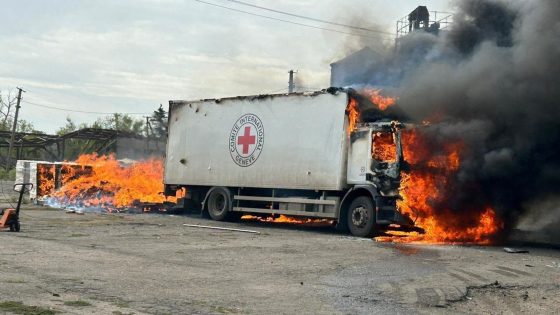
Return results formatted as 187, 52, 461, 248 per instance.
165, 91, 349, 191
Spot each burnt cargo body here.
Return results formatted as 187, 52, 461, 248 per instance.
164, 89, 416, 237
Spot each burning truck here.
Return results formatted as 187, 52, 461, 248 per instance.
163, 88, 422, 237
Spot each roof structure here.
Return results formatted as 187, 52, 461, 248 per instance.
0, 128, 146, 164
0, 128, 138, 148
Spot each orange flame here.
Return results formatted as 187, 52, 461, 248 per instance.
376, 130, 502, 244
372, 132, 397, 162
346, 90, 396, 135
346, 98, 360, 135
362, 88, 396, 111
48, 154, 175, 211
37, 164, 56, 197
241, 214, 332, 224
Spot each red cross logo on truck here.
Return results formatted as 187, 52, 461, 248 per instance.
229, 114, 264, 167
237, 126, 256, 155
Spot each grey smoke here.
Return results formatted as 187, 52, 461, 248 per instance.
516, 197, 560, 244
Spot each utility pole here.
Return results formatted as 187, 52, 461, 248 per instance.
144, 116, 151, 154
288, 70, 297, 93
6, 87, 25, 170
144, 116, 151, 138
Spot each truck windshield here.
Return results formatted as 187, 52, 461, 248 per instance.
372, 132, 397, 162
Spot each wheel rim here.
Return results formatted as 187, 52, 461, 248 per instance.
214, 195, 225, 212
351, 206, 368, 228
210, 193, 227, 214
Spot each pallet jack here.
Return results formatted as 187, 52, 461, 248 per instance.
0, 183, 33, 232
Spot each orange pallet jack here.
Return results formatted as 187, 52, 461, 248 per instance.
0, 183, 33, 232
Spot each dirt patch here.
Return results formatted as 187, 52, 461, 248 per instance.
0, 301, 58, 315
63, 300, 92, 307
445, 281, 560, 314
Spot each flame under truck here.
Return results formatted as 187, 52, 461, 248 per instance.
163, 88, 418, 237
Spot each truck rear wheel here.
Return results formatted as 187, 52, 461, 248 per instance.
207, 188, 232, 221
347, 196, 376, 237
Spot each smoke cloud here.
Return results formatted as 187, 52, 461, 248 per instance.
344, 0, 560, 241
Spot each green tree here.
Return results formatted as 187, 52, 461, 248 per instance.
93, 113, 144, 135
150, 104, 167, 138
56, 117, 78, 135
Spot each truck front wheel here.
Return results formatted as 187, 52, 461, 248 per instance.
347, 196, 376, 237
207, 188, 232, 221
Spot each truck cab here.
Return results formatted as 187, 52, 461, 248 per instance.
343, 121, 414, 236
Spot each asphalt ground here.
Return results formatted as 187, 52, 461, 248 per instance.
0, 207, 559, 314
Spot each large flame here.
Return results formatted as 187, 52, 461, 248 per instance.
47, 154, 174, 211
375, 130, 502, 244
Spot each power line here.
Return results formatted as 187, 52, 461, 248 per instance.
194, 0, 393, 39
22, 100, 151, 115
223, 0, 393, 35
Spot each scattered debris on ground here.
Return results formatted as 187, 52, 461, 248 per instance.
504, 247, 529, 254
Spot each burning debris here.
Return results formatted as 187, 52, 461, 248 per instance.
15, 160, 93, 202
40, 154, 176, 212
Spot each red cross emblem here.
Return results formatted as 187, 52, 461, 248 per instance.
237, 126, 256, 155
229, 114, 264, 167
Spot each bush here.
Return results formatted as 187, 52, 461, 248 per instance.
0, 168, 15, 180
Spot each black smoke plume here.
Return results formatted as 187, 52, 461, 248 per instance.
347, 0, 560, 241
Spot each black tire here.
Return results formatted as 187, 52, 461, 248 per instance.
335, 214, 349, 234
14, 222, 20, 232
347, 196, 377, 237
9, 223, 15, 232
207, 188, 231, 221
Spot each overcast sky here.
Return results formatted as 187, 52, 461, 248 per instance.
0, 0, 451, 133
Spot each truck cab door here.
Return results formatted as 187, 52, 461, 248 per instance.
347, 129, 372, 185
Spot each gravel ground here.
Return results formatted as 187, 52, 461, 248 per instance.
0, 206, 559, 314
